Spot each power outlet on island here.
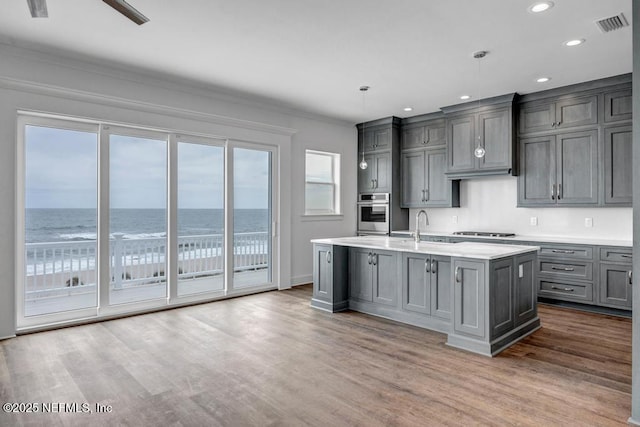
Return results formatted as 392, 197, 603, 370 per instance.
585, 217, 593, 228
530, 217, 538, 226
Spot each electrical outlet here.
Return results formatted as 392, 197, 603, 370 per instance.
585, 217, 593, 228
530, 217, 538, 226
452, 215, 458, 224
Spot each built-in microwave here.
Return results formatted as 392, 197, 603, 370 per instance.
357, 193, 390, 235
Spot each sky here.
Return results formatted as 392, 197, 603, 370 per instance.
25, 126, 270, 209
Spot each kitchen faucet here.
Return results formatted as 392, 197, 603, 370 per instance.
413, 210, 429, 243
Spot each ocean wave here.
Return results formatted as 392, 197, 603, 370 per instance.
59, 232, 167, 240
120, 232, 167, 240
59, 233, 97, 241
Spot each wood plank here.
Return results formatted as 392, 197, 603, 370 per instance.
0, 285, 631, 426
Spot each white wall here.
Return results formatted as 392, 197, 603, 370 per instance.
409, 175, 632, 240
0, 43, 356, 338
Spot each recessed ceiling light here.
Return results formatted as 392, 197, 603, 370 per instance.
403, 107, 413, 112
536, 77, 551, 83
564, 39, 585, 47
460, 95, 471, 100
528, 2, 554, 13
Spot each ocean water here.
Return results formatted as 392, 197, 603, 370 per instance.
25, 208, 269, 243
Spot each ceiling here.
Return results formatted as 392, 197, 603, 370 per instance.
0, 0, 632, 123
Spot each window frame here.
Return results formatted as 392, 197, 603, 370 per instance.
304, 149, 341, 216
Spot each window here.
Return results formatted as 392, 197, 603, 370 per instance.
305, 150, 340, 215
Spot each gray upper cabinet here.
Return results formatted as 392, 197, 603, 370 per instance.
357, 151, 390, 193
362, 128, 391, 152
604, 125, 632, 205
401, 119, 445, 150
519, 95, 597, 134
517, 74, 631, 208
604, 89, 632, 123
442, 93, 517, 179
400, 148, 459, 208
518, 130, 598, 206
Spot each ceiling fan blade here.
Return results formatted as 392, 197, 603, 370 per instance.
27, 0, 48, 18
102, 0, 149, 25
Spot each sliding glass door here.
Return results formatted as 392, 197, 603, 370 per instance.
21, 121, 99, 319
232, 146, 274, 289
18, 115, 279, 329
108, 130, 168, 305
177, 137, 225, 296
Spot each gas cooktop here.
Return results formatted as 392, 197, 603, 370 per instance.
453, 231, 516, 238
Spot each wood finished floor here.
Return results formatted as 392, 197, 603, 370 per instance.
0, 284, 631, 426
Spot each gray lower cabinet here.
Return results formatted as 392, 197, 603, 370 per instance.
358, 152, 390, 193
402, 253, 451, 319
401, 148, 459, 208
349, 247, 397, 306
604, 125, 632, 205
311, 244, 349, 312
453, 259, 486, 338
448, 255, 540, 356
518, 130, 598, 206
599, 264, 633, 309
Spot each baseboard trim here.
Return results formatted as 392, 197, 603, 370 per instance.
291, 274, 312, 287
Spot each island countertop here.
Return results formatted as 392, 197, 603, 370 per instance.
311, 236, 539, 260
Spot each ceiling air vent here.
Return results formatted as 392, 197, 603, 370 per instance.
595, 13, 629, 33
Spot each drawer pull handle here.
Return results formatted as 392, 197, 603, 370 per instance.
431, 260, 437, 274
621, 254, 632, 259
629, 271, 633, 285
455, 266, 461, 283
551, 249, 575, 254
367, 253, 372, 265
372, 253, 378, 266
551, 184, 555, 200
425, 259, 430, 273
326, 252, 331, 264
550, 266, 575, 272
551, 286, 574, 292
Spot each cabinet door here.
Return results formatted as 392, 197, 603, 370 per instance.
402, 126, 426, 150
518, 136, 556, 205
604, 125, 632, 205
478, 108, 511, 170
453, 260, 486, 338
402, 253, 430, 314
373, 128, 391, 151
372, 251, 397, 306
519, 102, 555, 134
401, 150, 426, 207
556, 130, 598, 205
599, 264, 632, 309
424, 150, 447, 206
372, 152, 391, 192
555, 95, 598, 129
489, 258, 514, 339
363, 129, 376, 152
447, 116, 475, 172
430, 256, 451, 320
313, 244, 332, 303
358, 154, 375, 193
349, 248, 373, 302
426, 121, 446, 146
514, 253, 537, 327
604, 90, 632, 123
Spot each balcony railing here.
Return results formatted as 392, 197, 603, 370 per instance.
25, 232, 269, 300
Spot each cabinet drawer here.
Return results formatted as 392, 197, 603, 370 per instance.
539, 245, 593, 260
599, 247, 632, 264
539, 279, 593, 303
539, 259, 592, 280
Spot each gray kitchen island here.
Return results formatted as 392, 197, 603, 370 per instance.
311, 236, 540, 356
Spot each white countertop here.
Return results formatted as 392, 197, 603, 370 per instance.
391, 230, 632, 247
311, 236, 539, 260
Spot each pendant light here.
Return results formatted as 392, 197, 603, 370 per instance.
359, 85, 370, 170
473, 50, 488, 159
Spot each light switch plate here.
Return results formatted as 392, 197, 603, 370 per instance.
452, 215, 458, 224
518, 264, 524, 278
530, 217, 538, 226
585, 218, 593, 228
